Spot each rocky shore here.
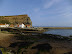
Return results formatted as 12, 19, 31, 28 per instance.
0, 32, 72, 54
43, 27, 72, 29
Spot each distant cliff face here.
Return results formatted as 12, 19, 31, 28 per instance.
0, 15, 32, 26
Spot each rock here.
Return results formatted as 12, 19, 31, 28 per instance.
64, 52, 72, 54
31, 43, 52, 52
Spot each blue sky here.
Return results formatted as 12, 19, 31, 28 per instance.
0, 0, 72, 27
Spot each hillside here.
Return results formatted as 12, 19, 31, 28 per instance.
0, 14, 32, 26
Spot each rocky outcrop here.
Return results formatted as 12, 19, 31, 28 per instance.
0, 15, 32, 26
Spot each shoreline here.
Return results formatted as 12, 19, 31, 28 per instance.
41, 27, 72, 29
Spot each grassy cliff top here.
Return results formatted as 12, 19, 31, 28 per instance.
0, 14, 28, 17
0, 14, 32, 25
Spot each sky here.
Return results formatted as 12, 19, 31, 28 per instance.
0, 0, 72, 27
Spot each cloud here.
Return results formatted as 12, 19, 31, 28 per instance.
33, 8, 40, 12
43, 0, 61, 9
57, 6, 72, 17
61, 11, 72, 17
33, 0, 72, 18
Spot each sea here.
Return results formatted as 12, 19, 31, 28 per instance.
44, 29, 72, 36
33, 26, 72, 36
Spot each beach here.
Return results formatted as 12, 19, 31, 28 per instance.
0, 32, 72, 54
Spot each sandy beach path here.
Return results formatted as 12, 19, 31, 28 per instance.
0, 33, 15, 47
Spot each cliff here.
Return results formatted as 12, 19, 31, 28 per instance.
0, 14, 32, 26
